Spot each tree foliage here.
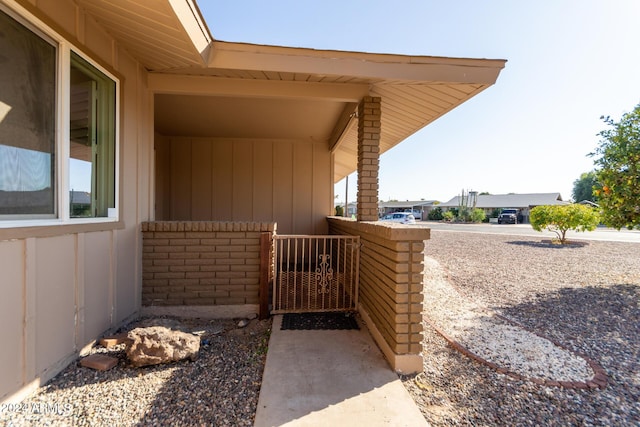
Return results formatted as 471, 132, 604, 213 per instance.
572, 171, 597, 203
530, 204, 600, 244
590, 104, 640, 229
427, 206, 444, 220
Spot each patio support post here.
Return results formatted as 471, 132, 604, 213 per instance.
357, 96, 381, 222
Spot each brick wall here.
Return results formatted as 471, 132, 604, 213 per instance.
327, 217, 429, 363
357, 96, 381, 222
141, 221, 276, 306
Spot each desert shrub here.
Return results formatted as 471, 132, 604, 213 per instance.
428, 206, 443, 220
470, 208, 486, 223
442, 210, 455, 222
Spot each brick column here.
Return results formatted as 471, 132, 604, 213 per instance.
327, 217, 429, 374
357, 96, 381, 221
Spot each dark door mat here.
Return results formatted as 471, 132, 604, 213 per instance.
281, 312, 360, 330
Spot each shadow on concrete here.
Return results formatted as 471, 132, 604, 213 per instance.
254, 315, 427, 426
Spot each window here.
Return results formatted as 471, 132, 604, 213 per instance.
0, 9, 56, 217
0, 7, 118, 224
69, 53, 116, 218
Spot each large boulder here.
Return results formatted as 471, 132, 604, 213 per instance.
126, 326, 200, 367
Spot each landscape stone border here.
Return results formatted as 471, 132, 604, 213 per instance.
424, 315, 608, 389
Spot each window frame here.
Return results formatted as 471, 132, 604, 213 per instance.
0, 2, 120, 230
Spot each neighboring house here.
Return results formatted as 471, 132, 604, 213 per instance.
439, 193, 567, 223
0, 0, 505, 403
69, 190, 92, 217
379, 200, 438, 220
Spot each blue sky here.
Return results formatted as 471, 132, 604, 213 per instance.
198, 1, 640, 202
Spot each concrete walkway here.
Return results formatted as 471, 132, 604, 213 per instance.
254, 315, 428, 427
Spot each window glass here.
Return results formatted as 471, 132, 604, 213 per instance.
0, 9, 56, 217
68, 53, 116, 218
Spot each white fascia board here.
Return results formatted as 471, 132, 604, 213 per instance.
208, 41, 506, 85
148, 73, 370, 102
167, 0, 212, 63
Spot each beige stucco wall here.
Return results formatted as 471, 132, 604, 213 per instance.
0, 0, 152, 402
155, 136, 332, 235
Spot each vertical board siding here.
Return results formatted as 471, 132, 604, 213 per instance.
170, 138, 192, 220
158, 138, 331, 235
155, 134, 171, 220
192, 139, 213, 220
83, 232, 112, 341
212, 140, 234, 219
253, 141, 274, 221
293, 143, 313, 233
312, 142, 330, 234
273, 141, 294, 233
115, 228, 137, 324
0, 241, 25, 399
232, 141, 253, 219
35, 236, 76, 375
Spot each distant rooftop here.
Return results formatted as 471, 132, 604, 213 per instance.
439, 193, 566, 208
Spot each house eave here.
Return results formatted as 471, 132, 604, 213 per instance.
74, 1, 506, 183
74, 0, 213, 70
208, 40, 506, 86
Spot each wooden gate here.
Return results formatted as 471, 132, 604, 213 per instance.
272, 235, 360, 313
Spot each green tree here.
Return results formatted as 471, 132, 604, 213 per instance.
590, 104, 640, 229
530, 204, 600, 244
572, 171, 597, 203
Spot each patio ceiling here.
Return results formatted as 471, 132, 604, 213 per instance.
75, 0, 506, 183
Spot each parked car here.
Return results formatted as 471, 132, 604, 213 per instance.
402, 209, 422, 220
497, 208, 518, 224
381, 212, 416, 224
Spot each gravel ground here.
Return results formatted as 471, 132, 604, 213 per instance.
1, 317, 271, 427
3, 230, 638, 427
402, 230, 640, 427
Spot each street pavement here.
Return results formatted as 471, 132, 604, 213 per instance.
413, 221, 640, 243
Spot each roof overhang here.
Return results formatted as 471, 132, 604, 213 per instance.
75, 0, 506, 183
74, 0, 212, 70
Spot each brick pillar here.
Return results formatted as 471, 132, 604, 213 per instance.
357, 96, 381, 221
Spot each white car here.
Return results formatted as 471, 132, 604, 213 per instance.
402, 209, 422, 220
381, 212, 416, 224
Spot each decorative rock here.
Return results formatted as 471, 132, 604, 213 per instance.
126, 326, 200, 367
237, 319, 250, 328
